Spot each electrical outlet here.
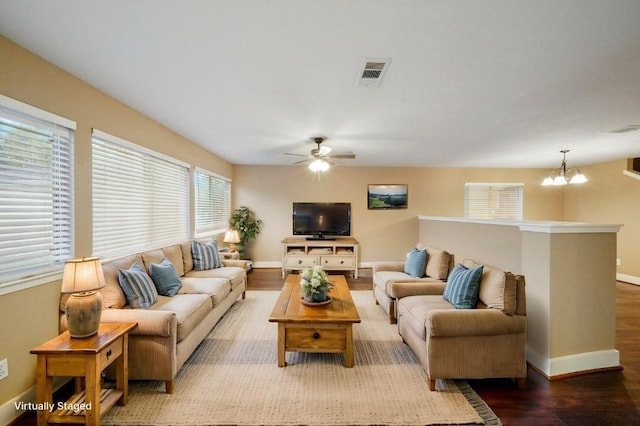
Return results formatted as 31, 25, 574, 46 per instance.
0, 358, 8, 380
616, 258, 621, 266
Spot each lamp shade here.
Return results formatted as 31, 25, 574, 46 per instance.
223, 229, 241, 244
61, 257, 105, 294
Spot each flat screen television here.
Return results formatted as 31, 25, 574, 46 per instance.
292, 202, 351, 240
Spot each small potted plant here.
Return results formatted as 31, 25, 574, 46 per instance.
299, 266, 333, 304
229, 206, 263, 257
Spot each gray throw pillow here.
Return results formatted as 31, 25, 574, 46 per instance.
443, 263, 484, 309
191, 240, 222, 270
404, 247, 428, 277
150, 258, 182, 296
118, 262, 158, 309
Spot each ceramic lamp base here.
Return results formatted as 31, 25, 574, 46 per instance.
65, 291, 103, 338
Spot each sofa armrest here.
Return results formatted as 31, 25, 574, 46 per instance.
221, 259, 249, 269
100, 309, 177, 337
427, 309, 526, 338
372, 262, 406, 274
388, 281, 446, 299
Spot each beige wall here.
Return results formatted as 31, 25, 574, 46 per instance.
233, 165, 564, 265
563, 159, 640, 278
0, 36, 233, 410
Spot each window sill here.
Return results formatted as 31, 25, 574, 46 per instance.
0, 271, 62, 296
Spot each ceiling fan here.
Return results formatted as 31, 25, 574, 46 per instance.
284, 137, 356, 171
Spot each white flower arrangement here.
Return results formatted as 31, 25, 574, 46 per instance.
300, 265, 333, 302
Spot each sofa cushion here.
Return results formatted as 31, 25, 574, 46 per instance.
398, 295, 455, 340
443, 264, 483, 309
463, 259, 517, 315
180, 241, 194, 273
149, 258, 183, 296
118, 262, 159, 309
416, 244, 452, 280
191, 240, 222, 270
100, 254, 142, 308
404, 247, 428, 277
184, 266, 246, 291
151, 294, 212, 343
161, 244, 185, 276
180, 277, 231, 307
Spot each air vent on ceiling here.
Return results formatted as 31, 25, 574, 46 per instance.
356, 58, 391, 88
609, 124, 640, 133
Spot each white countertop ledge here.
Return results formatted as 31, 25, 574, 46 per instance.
418, 216, 622, 234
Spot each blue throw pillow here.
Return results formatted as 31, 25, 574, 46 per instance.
443, 263, 484, 309
118, 262, 158, 309
150, 258, 183, 296
192, 240, 222, 270
404, 247, 428, 277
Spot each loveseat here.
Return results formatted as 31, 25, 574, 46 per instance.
59, 240, 248, 393
397, 259, 527, 391
372, 244, 453, 323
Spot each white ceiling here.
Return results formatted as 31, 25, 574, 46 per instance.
1, 0, 640, 169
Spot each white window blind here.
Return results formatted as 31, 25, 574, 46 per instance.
464, 183, 523, 220
92, 130, 189, 259
0, 99, 74, 284
194, 167, 231, 235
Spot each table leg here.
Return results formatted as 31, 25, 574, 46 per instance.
35, 355, 52, 426
277, 323, 286, 367
84, 357, 101, 426
344, 324, 354, 368
116, 334, 128, 405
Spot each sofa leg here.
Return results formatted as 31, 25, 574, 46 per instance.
428, 378, 436, 391
516, 377, 526, 389
165, 379, 174, 394
242, 290, 246, 299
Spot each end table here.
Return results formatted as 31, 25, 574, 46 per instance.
30, 322, 137, 426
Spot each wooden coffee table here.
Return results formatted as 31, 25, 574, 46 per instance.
269, 274, 361, 367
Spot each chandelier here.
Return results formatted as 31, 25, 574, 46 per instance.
541, 150, 588, 186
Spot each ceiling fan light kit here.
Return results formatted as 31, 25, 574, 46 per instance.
541, 150, 588, 186
309, 158, 330, 172
284, 136, 355, 173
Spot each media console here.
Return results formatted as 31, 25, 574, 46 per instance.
281, 236, 359, 279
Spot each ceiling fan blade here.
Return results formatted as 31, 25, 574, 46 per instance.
328, 153, 356, 159
318, 146, 332, 156
292, 158, 311, 165
284, 152, 309, 157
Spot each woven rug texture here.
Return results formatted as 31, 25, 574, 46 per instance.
102, 290, 501, 425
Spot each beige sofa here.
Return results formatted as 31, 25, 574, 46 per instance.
60, 241, 248, 393
372, 244, 453, 323
397, 259, 527, 391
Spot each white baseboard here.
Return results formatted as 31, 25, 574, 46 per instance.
617, 273, 640, 286
250, 261, 281, 268
526, 347, 620, 378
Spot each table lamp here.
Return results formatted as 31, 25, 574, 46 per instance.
61, 257, 106, 338
224, 229, 241, 252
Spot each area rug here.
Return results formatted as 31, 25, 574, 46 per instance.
102, 290, 501, 425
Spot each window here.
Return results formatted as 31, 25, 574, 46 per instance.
92, 130, 189, 259
464, 183, 523, 220
194, 167, 231, 235
0, 96, 74, 286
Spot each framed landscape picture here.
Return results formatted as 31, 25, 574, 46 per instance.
368, 184, 408, 209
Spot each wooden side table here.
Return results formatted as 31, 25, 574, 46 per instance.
30, 322, 137, 426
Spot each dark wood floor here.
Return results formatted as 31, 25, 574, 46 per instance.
12, 268, 640, 426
